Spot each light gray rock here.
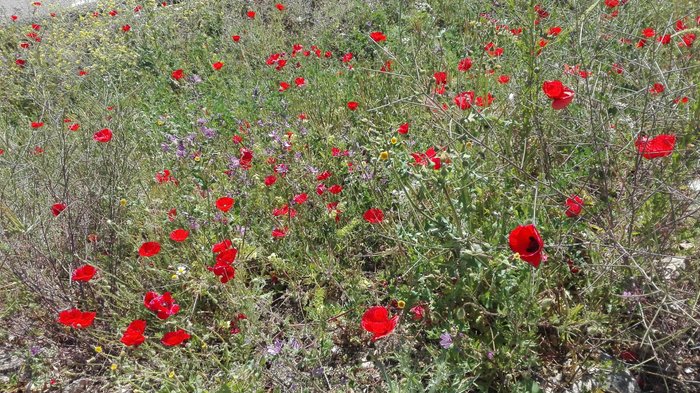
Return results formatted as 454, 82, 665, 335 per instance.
62, 378, 96, 393
0, 354, 23, 375
569, 367, 640, 393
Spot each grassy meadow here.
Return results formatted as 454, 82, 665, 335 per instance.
0, 0, 699, 391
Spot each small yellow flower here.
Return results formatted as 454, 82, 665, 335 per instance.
171, 274, 178, 280
156, 120, 165, 126
390, 137, 398, 145
119, 198, 127, 207
168, 371, 175, 379
94, 346, 103, 353
465, 141, 473, 149
397, 300, 406, 309
194, 155, 201, 162
110, 364, 118, 371
201, 343, 208, 349
379, 151, 389, 160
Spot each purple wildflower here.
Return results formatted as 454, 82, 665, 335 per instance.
266, 339, 283, 356
439, 332, 453, 349
200, 126, 216, 139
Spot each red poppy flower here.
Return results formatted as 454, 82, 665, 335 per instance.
293, 193, 308, 204
509, 224, 544, 268
51, 202, 67, 217
649, 83, 664, 95
138, 241, 161, 257
69, 123, 80, 131
144, 291, 180, 319
458, 57, 472, 72
168, 208, 177, 222
272, 227, 288, 238
542, 80, 564, 99
604, 0, 619, 7
498, 75, 510, 84
216, 196, 235, 212
295, 77, 306, 87
331, 147, 349, 157
433, 71, 447, 85
58, 309, 96, 329
548, 26, 562, 36
161, 329, 190, 346
454, 91, 475, 110
347, 101, 359, 111
361, 306, 398, 341
565, 195, 584, 217
246, 10, 255, 19
542, 80, 575, 109
275, 3, 285, 11
169, 229, 189, 242
121, 24, 131, 32
611, 63, 624, 74
232, 35, 241, 42
93, 128, 113, 143
411, 147, 443, 170
212, 61, 224, 70
215, 247, 238, 264
657, 34, 671, 44
207, 261, 235, 283
675, 19, 687, 31
171, 69, 184, 80
71, 264, 96, 282
410, 305, 426, 321
264, 175, 277, 186
363, 208, 384, 224
212, 239, 233, 254
370, 31, 386, 42
273, 204, 297, 218
635, 134, 676, 159
642, 28, 655, 38
279, 81, 290, 92
680, 33, 696, 47
484, 42, 504, 57
155, 169, 174, 184
31, 122, 44, 128
328, 184, 342, 194
120, 319, 147, 347
397, 123, 409, 135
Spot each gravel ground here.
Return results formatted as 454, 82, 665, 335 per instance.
0, 0, 93, 17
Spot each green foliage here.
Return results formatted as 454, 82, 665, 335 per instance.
0, 0, 698, 392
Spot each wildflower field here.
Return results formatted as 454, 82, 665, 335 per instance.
0, 0, 699, 391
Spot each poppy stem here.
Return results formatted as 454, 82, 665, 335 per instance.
532, 185, 538, 225
441, 182, 464, 239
